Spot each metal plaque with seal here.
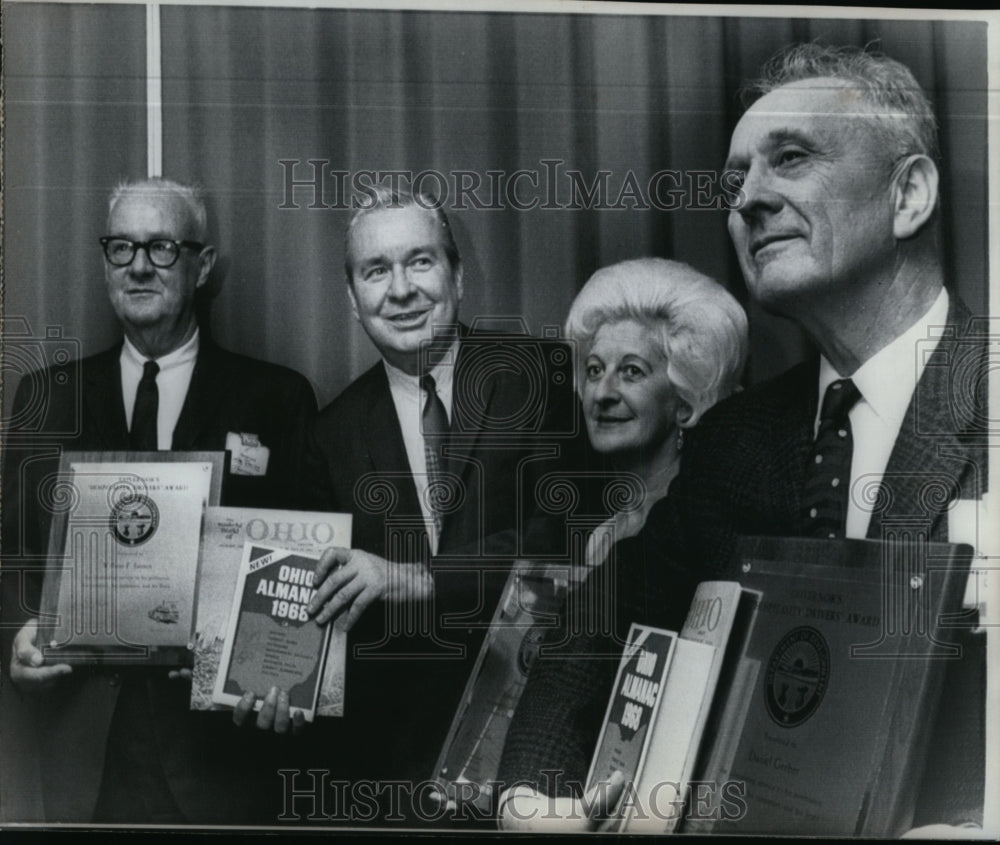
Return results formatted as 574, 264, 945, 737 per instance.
39, 451, 224, 665
697, 535, 975, 837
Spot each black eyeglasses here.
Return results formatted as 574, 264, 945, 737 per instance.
99, 237, 205, 269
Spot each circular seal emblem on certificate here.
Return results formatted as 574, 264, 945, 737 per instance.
765, 626, 830, 727
110, 494, 160, 546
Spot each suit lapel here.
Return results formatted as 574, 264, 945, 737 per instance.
770, 360, 819, 532
363, 365, 425, 522
446, 333, 496, 483
171, 340, 227, 449
81, 346, 129, 448
867, 297, 983, 540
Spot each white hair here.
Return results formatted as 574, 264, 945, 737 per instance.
108, 177, 209, 242
564, 257, 748, 420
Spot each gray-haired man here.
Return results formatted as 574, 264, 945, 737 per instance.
3, 178, 318, 823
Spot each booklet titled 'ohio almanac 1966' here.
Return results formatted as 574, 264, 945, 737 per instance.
212, 543, 332, 722
191, 506, 351, 717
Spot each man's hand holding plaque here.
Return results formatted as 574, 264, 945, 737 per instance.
10, 618, 190, 689
9, 619, 73, 692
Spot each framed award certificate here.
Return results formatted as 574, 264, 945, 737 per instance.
39, 451, 225, 664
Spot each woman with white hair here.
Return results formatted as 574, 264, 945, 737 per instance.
565, 257, 748, 567
494, 257, 748, 829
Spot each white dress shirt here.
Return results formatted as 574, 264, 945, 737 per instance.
121, 329, 200, 450
383, 339, 459, 554
816, 288, 949, 539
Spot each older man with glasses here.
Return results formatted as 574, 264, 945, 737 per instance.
2, 177, 318, 824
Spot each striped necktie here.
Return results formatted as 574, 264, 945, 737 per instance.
803, 378, 861, 539
420, 373, 450, 540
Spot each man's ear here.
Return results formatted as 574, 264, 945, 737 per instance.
453, 261, 464, 302
195, 246, 217, 289
346, 280, 360, 321
892, 154, 938, 240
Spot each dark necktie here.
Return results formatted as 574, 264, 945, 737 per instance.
802, 378, 861, 539
130, 360, 160, 450
420, 373, 450, 540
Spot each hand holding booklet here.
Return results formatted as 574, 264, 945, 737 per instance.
212, 543, 332, 722
191, 506, 352, 717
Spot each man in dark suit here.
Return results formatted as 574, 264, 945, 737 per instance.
300, 186, 582, 796
498, 44, 987, 833
1, 178, 318, 823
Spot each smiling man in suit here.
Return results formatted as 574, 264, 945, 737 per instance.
302, 185, 582, 796
499, 44, 987, 833
2, 177, 318, 823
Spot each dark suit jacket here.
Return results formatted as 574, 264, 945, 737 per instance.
307, 328, 587, 783
0, 338, 318, 823
499, 294, 987, 829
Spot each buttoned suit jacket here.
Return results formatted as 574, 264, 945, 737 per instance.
307, 327, 586, 782
0, 338, 318, 822
499, 294, 987, 828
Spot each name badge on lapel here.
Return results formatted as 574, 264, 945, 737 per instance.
226, 432, 270, 477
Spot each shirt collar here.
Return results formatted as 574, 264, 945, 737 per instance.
817, 287, 949, 426
382, 337, 460, 396
122, 327, 200, 372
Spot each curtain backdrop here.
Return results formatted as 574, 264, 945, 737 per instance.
3, 4, 989, 409
0, 3, 991, 825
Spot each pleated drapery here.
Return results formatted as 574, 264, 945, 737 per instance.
3, 6, 989, 407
